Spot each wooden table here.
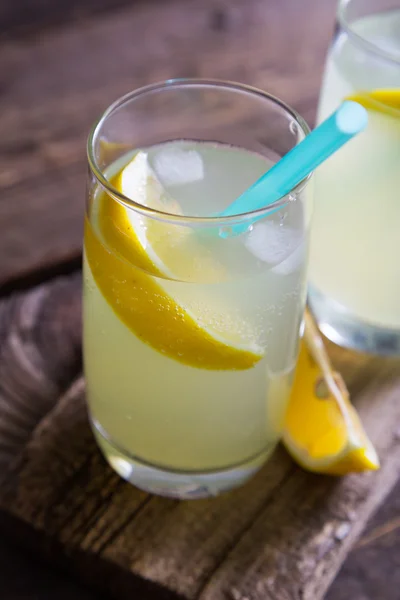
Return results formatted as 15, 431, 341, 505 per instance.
1, 1, 399, 599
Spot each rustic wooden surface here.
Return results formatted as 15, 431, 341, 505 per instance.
0, 274, 399, 600
0, 0, 336, 291
2, 481, 399, 600
0, 0, 132, 34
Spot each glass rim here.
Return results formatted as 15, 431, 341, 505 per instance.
87, 78, 312, 226
338, 0, 400, 66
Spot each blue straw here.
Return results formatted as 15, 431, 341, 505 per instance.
218, 101, 368, 236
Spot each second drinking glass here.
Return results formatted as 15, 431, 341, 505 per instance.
309, 0, 400, 354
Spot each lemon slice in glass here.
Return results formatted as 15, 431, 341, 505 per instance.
346, 88, 400, 116
85, 152, 264, 370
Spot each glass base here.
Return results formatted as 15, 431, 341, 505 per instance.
308, 285, 400, 356
91, 419, 272, 499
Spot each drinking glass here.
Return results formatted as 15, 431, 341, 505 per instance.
84, 80, 312, 498
309, 0, 400, 354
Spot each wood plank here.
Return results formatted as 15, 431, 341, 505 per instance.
0, 0, 337, 288
327, 477, 400, 600
0, 274, 399, 600
2, 484, 398, 600
0, 0, 133, 35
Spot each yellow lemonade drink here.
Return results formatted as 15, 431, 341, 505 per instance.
309, 1, 400, 354
84, 82, 312, 498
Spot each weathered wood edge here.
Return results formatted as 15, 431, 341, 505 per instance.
326, 476, 400, 600
0, 272, 82, 477
0, 510, 185, 600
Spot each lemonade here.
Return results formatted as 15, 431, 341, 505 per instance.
309, 2, 400, 353
83, 81, 312, 498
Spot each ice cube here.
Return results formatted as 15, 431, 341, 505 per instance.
153, 147, 204, 186
245, 221, 301, 267
272, 240, 305, 275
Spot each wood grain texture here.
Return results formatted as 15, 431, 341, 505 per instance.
0, 274, 399, 600
0, 0, 336, 289
0, 273, 82, 475
327, 477, 400, 600
0, 0, 134, 35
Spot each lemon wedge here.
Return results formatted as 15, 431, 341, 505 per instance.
283, 310, 379, 475
85, 152, 263, 370
346, 88, 400, 117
